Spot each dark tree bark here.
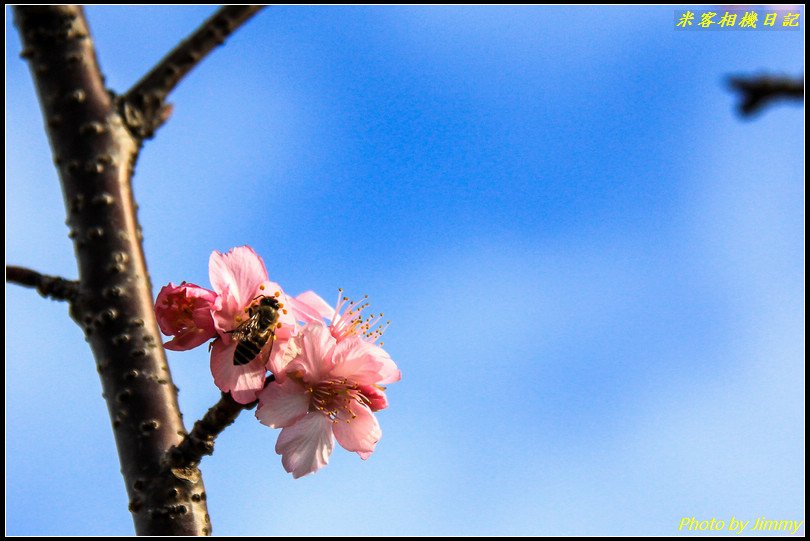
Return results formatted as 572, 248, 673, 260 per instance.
12, 5, 263, 535
168, 383, 267, 469
123, 5, 264, 139
6, 265, 79, 302
729, 74, 804, 116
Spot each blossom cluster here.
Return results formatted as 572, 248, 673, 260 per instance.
155, 246, 400, 478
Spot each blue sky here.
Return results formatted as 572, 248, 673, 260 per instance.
6, 6, 804, 535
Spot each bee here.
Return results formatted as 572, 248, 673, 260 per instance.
227, 295, 281, 366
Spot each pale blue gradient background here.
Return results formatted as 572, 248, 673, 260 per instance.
6, 6, 804, 536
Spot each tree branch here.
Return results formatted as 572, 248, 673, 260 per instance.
121, 5, 265, 139
14, 6, 210, 535
168, 376, 272, 468
729, 74, 804, 116
168, 391, 259, 468
6, 265, 79, 302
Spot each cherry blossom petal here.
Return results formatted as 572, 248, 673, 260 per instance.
275, 413, 335, 478
264, 337, 288, 376
211, 284, 241, 335
256, 379, 309, 428
155, 282, 217, 350
274, 289, 298, 327
368, 344, 402, 385
210, 339, 266, 404
208, 246, 268, 308
284, 323, 335, 382
287, 290, 335, 323
268, 332, 298, 382
330, 337, 389, 385
191, 302, 217, 332
164, 328, 214, 351
343, 339, 401, 384
359, 384, 389, 411
332, 402, 381, 456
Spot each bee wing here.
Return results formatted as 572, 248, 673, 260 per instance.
253, 324, 277, 367
227, 315, 260, 342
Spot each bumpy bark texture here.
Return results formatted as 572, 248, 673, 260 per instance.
13, 6, 211, 535
6, 265, 79, 302
123, 5, 264, 139
168, 388, 263, 469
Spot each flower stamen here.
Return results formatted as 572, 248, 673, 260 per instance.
306, 377, 371, 422
330, 290, 389, 343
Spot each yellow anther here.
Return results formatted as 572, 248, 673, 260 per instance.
259, 284, 265, 290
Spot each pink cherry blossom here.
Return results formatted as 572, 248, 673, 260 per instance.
269, 289, 396, 380
256, 320, 400, 478
155, 282, 217, 351
328, 291, 390, 344
206, 246, 302, 404
284, 289, 389, 342
155, 246, 330, 404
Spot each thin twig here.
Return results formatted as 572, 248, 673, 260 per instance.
121, 5, 265, 138
729, 75, 804, 116
168, 394, 254, 467
6, 265, 79, 302
168, 376, 272, 468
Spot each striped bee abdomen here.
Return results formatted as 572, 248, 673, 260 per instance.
233, 337, 266, 365
229, 295, 280, 366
